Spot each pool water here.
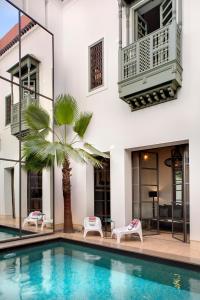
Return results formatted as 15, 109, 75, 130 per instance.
0, 241, 200, 300
0, 226, 33, 241
0, 226, 20, 240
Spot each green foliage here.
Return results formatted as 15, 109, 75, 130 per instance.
23, 94, 107, 170
84, 143, 109, 158
24, 103, 50, 131
54, 94, 78, 125
73, 112, 92, 138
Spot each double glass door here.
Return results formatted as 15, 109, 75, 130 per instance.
132, 145, 190, 242
172, 145, 190, 242
94, 158, 110, 229
132, 151, 159, 235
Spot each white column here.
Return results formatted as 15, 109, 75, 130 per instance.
86, 164, 94, 217
189, 138, 200, 242
110, 148, 132, 227
21, 168, 27, 218
42, 169, 53, 219
71, 162, 87, 226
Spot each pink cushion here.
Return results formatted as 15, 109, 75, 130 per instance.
128, 219, 139, 230
32, 211, 41, 216
88, 216, 96, 226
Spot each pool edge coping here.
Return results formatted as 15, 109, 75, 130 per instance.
0, 235, 200, 271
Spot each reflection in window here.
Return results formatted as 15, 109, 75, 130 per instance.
0, 13, 35, 56
5, 94, 11, 125
8, 54, 40, 99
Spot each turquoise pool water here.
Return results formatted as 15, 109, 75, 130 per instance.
0, 226, 20, 240
0, 226, 33, 241
0, 241, 200, 300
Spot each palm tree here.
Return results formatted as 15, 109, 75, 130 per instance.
22, 94, 109, 233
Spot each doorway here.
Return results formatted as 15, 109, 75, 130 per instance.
94, 158, 110, 229
132, 144, 190, 242
27, 171, 42, 214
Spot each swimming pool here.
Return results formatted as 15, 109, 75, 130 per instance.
0, 226, 33, 241
0, 226, 21, 241
0, 240, 200, 300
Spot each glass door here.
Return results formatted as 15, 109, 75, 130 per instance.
94, 158, 110, 230
27, 172, 42, 214
139, 151, 159, 235
172, 145, 190, 242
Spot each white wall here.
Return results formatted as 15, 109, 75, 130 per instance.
8, 0, 200, 241
60, 0, 200, 241
0, 3, 54, 221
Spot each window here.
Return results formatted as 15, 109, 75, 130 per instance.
5, 95, 12, 125
94, 158, 110, 228
8, 54, 40, 100
27, 171, 42, 214
134, 0, 173, 41
89, 39, 103, 90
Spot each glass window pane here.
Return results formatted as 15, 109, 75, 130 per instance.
0, 0, 19, 82
140, 152, 157, 169
141, 169, 157, 185
20, 13, 53, 99
20, 95, 53, 236
0, 78, 19, 160
21, 165, 53, 237
0, 159, 20, 241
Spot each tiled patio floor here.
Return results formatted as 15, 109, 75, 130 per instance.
0, 215, 53, 235
0, 231, 200, 267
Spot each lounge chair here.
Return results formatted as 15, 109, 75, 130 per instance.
83, 216, 103, 238
112, 219, 143, 243
41, 216, 53, 230
22, 211, 44, 230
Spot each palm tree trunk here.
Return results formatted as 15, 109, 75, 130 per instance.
62, 157, 73, 233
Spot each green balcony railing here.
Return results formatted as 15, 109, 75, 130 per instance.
119, 22, 182, 111
11, 96, 38, 136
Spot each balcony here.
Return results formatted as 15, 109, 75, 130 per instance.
118, 22, 182, 111
11, 97, 38, 137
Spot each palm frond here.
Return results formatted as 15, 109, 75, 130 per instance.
23, 153, 54, 172
73, 112, 92, 138
77, 148, 103, 168
84, 143, 110, 158
24, 103, 50, 130
63, 145, 85, 163
54, 94, 78, 126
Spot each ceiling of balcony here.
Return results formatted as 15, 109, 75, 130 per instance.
124, 0, 135, 4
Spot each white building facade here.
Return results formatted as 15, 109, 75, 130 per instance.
3, 0, 200, 243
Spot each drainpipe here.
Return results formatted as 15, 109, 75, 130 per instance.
118, 0, 123, 83
45, 0, 49, 27
178, 0, 182, 30
125, 6, 130, 46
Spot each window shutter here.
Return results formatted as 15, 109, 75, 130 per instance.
160, 0, 174, 27
5, 95, 12, 125
136, 12, 148, 40
89, 40, 103, 90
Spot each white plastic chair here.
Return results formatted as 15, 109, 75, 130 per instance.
83, 217, 103, 238
112, 219, 143, 243
41, 216, 53, 231
22, 211, 44, 230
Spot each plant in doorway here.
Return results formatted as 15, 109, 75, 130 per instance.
22, 94, 109, 233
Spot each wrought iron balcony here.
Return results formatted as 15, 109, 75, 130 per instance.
11, 96, 38, 137
118, 22, 182, 111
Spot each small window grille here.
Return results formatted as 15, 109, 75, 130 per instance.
5, 95, 12, 125
89, 40, 103, 90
